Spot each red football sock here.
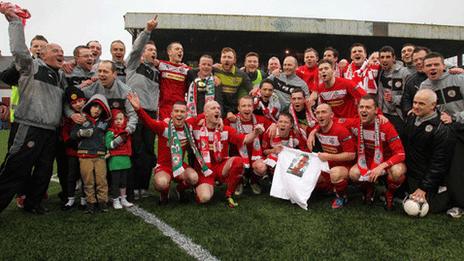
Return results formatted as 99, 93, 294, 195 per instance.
176, 180, 190, 192
225, 158, 244, 197
333, 179, 348, 197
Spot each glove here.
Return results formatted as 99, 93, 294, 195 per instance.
110, 136, 124, 149
118, 131, 129, 142
78, 129, 93, 138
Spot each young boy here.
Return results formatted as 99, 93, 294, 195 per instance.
71, 94, 111, 213
61, 86, 87, 210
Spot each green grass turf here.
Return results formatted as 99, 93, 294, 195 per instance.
1, 129, 464, 260
136, 186, 464, 260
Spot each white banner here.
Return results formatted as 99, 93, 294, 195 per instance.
270, 147, 329, 210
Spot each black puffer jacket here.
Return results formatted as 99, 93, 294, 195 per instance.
71, 94, 111, 156
402, 112, 453, 192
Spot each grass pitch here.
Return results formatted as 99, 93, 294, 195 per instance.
0, 129, 463, 260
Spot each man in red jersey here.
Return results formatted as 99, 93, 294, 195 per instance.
311, 59, 366, 119
308, 104, 356, 209
343, 43, 379, 95
346, 95, 406, 210
296, 48, 319, 91
127, 93, 206, 205
225, 96, 272, 195
158, 40, 190, 119
262, 113, 308, 168
192, 100, 264, 208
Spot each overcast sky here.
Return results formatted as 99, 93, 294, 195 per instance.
1, 0, 463, 59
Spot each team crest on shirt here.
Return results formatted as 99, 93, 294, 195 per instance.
112, 101, 120, 108
425, 124, 433, 132
27, 141, 35, 148
448, 90, 456, 98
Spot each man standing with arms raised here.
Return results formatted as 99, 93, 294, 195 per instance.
0, 6, 67, 214
125, 15, 160, 199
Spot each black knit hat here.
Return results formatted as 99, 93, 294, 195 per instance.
65, 86, 86, 104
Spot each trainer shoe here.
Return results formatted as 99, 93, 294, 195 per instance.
384, 191, 395, 211
85, 203, 96, 214
250, 183, 262, 195
176, 188, 189, 203
120, 196, 134, 208
447, 207, 463, 218
226, 197, 239, 208
362, 187, 375, 206
16, 195, 25, 209
140, 189, 149, 198
158, 194, 169, 206
113, 198, 123, 210
99, 202, 109, 213
24, 204, 48, 215
331, 197, 347, 209
234, 183, 244, 196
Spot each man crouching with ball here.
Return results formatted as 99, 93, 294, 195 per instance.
402, 89, 454, 215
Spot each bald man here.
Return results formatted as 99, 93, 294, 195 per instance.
0, 7, 67, 214
402, 89, 453, 213
309, 104, 356, 208
192, 101, 264, 208
268, 56, 309, 111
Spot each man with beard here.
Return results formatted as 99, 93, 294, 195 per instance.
127, 93, 204, 204
158, 40, 190, 119
310, 104, 356, 209
377, 46, 411, 134
193, 101, 264, 208
296, 48, 319, 91
185, 54, 223, 118
347, 95, 406, 210
402, 89, 452, 214
312, 59, 366, 119
110, 40, 127, 83
268, 56, 309, 111
225, 96, 271, 195
0, 7, 67, 214
215, 47, 253, 121
125, 16, 160, 199
401, 46, 430, 116
343, 43, 379, 95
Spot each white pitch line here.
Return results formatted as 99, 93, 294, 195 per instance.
127, 205, 219, 261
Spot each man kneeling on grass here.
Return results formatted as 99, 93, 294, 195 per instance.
192, 101, 264, 208
307, 104, 356, 209
127, 93, 204, 205
345, 95, 407, 210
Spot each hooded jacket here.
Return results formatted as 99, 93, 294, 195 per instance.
71, 94, 111, 157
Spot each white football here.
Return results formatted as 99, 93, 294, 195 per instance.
403, 197, 429, 217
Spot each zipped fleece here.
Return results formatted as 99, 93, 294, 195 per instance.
9, 19, 66, 130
